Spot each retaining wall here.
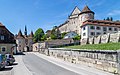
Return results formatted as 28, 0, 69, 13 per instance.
38, 48, 119, 74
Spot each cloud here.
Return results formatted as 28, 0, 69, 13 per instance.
108, 10, 120, 16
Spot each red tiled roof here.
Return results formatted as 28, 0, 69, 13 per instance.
80, 5, 94, 14
81, 20, 120, 27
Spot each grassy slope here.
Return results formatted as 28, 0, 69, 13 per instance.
63, 42, 120, 50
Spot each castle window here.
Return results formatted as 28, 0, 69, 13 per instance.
103, 32, 106, 34
83, 33, 86, 36
91, 32, 95, 35
1, 35, 4, 40
103, 27, 107, 31
96, 26, 101, 30
83, 27, 85, 30
114, 28, 117, 31
109, 27, 112, 31
90, 26, 95, 29
96, 32, 101, 35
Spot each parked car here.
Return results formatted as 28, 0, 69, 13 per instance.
0, 54, 6, 70
6, 54, 15, 65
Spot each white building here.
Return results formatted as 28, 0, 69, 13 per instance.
15, 26, 34, 52
58, 5, 94, 36
81, 19, 120, 40
57, 5, 120, 40
64, 31, 77, 39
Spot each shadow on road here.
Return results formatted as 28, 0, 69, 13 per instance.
12, 62, 18, 65
14, 52, 26, 55
0, 67, 13, 71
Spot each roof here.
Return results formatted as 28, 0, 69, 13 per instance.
70, 6, 81, 16
29, 31, 34, 38
81, 20, 120, 27
0, 22, 5, 27
17, 30, 24, 38
81, 5, 94, 14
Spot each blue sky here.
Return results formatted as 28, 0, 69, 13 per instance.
0, 0, 120, 35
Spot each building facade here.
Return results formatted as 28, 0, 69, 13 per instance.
15, 26, 34, 52
0, 22, 16, 54
57, 5, 120, 40
58, 5, 94, 35
81, 20, 120, 39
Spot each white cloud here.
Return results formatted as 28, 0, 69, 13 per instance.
108, 10, 120, 16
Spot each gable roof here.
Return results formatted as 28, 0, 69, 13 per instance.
70, 6, 81, 16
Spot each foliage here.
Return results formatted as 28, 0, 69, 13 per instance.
73, 35, 81, 40
61, 32, 67, 39
50, 26, 61, 39
41, 34, 47, 41
62, 42, 120, 50
33, 28, 45, 42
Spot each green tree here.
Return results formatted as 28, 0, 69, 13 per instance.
73, 35, 81, 40
61, 32, 67, 39
33, 28, 45, 42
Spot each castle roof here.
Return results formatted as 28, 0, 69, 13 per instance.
81, 19, 120, 27
70, 6, 81, 16
17, 30, 24, 38
81, 5, 94, 14
29, 31, 34, 38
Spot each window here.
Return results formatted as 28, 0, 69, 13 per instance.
103, 32, 106, 34
103, 27, 107, 31
109, 27, 112, 31
90, 26, 95, 29
83, 27, 85, 30
114, 28, 117, 31
1, 47, 6, 52
96, 32, 101, 35
91, 32, 95, 35
1, 36, 4, 40
96, 26, 101, 30
83, 33, 86, 36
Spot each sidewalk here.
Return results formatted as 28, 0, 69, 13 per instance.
32, 52, 114, 75
13, 55, 32, 75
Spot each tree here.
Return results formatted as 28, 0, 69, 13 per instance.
33, 28, 45, 42
61, 32, 67, 39
73, 35, 81, 40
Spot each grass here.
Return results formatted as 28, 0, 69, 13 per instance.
62, 42, 120, 50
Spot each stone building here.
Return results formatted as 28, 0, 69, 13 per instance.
15, 26, 34, 52
57, 5, 120, 40
0, 22, 16, 54
58, 5, 94, 35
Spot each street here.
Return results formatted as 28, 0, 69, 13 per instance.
23, 53, 80, 75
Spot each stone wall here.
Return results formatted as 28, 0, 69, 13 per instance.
38, 48, 119, 74
81, 32, 120, 45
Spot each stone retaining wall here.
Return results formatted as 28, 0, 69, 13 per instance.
38, 48, 119, 74
81, 32, 120, 45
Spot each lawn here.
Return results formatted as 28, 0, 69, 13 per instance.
62, 42, 120, 50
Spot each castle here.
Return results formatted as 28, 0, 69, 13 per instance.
15, 26, 34, 52
57, 5, 120, 41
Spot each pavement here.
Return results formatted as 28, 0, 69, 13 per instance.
31, 52, 114, 75
13, 55, 32, 75
23, 53, 80, 75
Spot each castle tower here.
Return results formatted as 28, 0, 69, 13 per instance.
79, 5, 95, 23
24, 25, 27, 36
16, 29, 25, 52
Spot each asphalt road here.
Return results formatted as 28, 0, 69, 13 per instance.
22, 53, 80, 75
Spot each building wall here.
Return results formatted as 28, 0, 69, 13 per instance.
0, 44, 16, 54
81, 25, 119, 39
16, 38, 25, 52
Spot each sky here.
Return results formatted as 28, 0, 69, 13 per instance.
0, 0, 120, 35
